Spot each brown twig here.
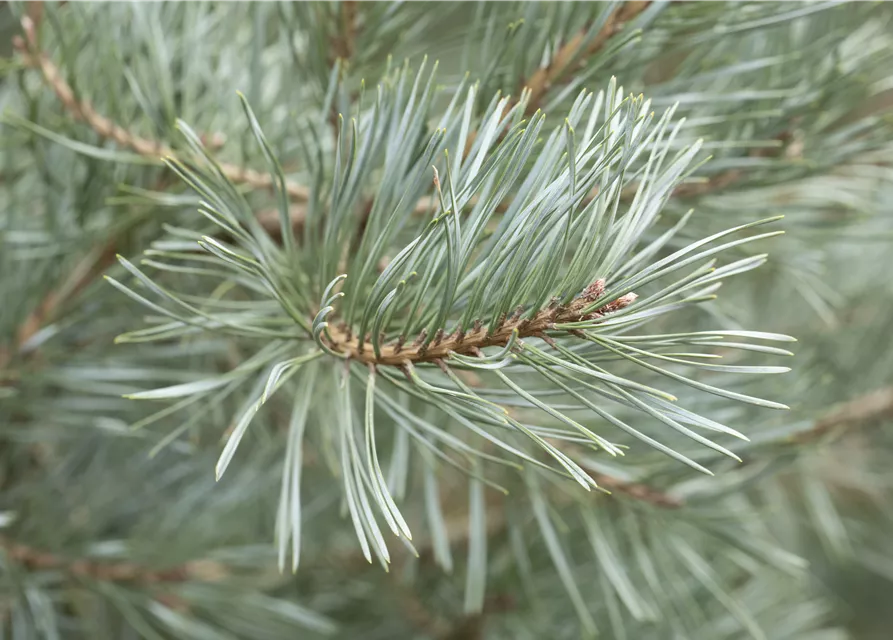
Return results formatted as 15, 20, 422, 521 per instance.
0, 535, 226, 585
13, 16, 308, 201
794, 386, 893, 444
26, 1, 45, 27
588, 469, 683, 508
325, 1, 361, 139
459, 1, 651, 159
323, 280, 637, 366
664, 169, 744, 199
256, 204, 308, 240
0, 168, 185, 375
0, 239, 118, 373
522, 1, 651, 117
331, 1, 359, 62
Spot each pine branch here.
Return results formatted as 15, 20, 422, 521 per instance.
13, 16, 308, 200
25, 0, 45, 27
521, 1, 651, 117
326, 2, 360, 138
324, 282, 637, 366
794, 386, 893, 443
331, 1, 359, 63
10, 2, 725, 249
586, 467, 683, 508
0, 238, 117, 373
6, 3, 889, 637
0, 535, 227, 585
0, 166, 178, 374
459, 2, 650, 159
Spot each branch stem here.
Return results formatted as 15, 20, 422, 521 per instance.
0, 238, 118, 373
14, 17, 309, 200
0, 535, 226, 584
522, 1, 651, 117
795, 385, 893, 443
324, 284, 634, 366
331, 1, 359, 62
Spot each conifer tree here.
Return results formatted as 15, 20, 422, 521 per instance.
2, 2, 893, 638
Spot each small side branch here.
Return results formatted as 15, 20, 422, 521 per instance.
795, 386, 893, 443
13, 17, 309, 201
589, 471, 683, 508
458, 2, 651, 159
0, 238, 118, 372
325, 2, 362, 147
522, 1, 651, 117
330, 1, 359, 62
0, 535, 226, 584
26, 1, 45, 28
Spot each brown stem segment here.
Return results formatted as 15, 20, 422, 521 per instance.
0, 239, 119, 373
591, 471, 683, 508
0, 535, 226, 584
523, 1, 651, 117
331, 1, 359, 62
323, 280, 636, 366
459, 2, 651, 158
13, 17, 309, 201
795, 386, 893, 443
26, 1, 45, 27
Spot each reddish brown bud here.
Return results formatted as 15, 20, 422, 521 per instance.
581, 279, 606, 302
601, 292, 638, 313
